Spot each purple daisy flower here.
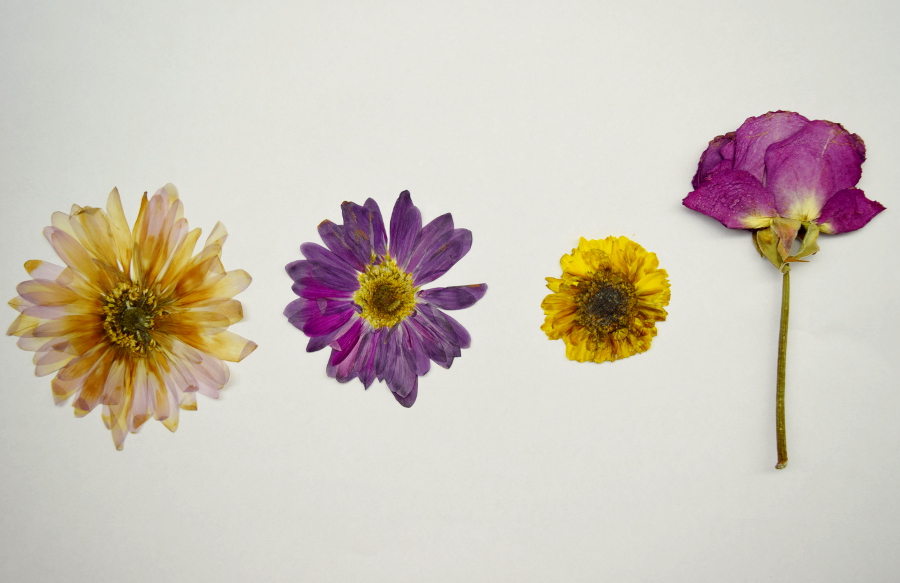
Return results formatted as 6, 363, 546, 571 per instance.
284, 191, 487, 407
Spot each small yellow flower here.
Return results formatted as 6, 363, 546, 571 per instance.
7, 185, 256, 449
541, 236, 670, 363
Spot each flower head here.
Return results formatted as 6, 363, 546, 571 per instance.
284, 191, 487, 407
7, 185, 257, 450
683, 111, 885, 269
541, 236, 670, 363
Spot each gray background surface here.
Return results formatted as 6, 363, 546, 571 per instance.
1, 1, 898, 581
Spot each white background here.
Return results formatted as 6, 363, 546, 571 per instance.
1, 1, 898, 581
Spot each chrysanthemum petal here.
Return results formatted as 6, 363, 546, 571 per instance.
417, 284, 487, 310
413, 229, 473, 286
388, 191, 422, 269
406, 213, 454, 276
341, 201, 383, 266
318, 220, 367, 271
300, 243, 361, 291
816, 188, 886, 234
363, 198, 388, 257
24, 260, 67, 282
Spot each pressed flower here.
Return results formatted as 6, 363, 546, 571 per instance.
541, 236, 670, 363
284, 190, 487, 407
684, 110, 885, 270
683, 111, 886, 468
7, 185, 257, 450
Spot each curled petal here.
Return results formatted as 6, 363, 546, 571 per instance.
692, 132, 735, 188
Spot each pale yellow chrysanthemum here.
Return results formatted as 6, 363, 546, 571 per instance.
7, 185, 257, 449
541, 236, 670, 363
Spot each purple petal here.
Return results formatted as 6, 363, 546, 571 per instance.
732, 111, 810, 183
291, 278, 354, 301
306, 316, 357, 353
408, 304, 464, 368
340, 201, 379, 265
389, 191, 422, 269
765, 120, 866, 220
692, 132, 735, 188
441, 311, 472, 350
683, 169, 777, 229
817, 188, 886, 234
363, 198, 388, 257
286, 259, 312, 283
418, 284, 487, 310
300, 243, 360, 291
406, 214, 454, 276
318, 220, 366, 271
413, 229, 473, 286
392, 378, 418, 407
286, 297, 356, 337
401, 320, 432, 376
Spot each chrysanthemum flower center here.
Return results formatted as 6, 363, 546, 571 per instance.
354, 258, 417, 328
102, 282, 162, 356
575, 270, 638, 336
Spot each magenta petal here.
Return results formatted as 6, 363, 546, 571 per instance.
418, 284, 487, 310
692, 132, 735, 188
732, 111, 810, 182
817, 188, 886, 234
683, 169, 776, 229
765, 120, 866, 219
388, 191, 422, 269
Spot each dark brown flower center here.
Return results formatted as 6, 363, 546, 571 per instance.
102, 282, 163, 356
575, 270, 637, 336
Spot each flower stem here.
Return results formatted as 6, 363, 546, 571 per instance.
775, 269, 790, 470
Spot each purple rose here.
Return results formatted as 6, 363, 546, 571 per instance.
683, 111, 885, 268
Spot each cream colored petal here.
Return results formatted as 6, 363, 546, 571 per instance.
7, 313, 41, 337
105, 187, 134, 274
24, 260, 66, 281
204, 221, 228, 251
69, 207, 119, 268
198, 330, 258, 362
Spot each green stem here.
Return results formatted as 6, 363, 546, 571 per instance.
775, 269, 790, 470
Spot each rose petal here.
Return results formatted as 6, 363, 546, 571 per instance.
692, 132, 735, 188
732, 111, 810, 182
683, 169, 776, 229
817, 188, 886, 234
765, 120, 866, 221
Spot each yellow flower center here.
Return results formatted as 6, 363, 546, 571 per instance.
354, 258, 417, 328
575, 270, 638, 337
102, 282, 163, 356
